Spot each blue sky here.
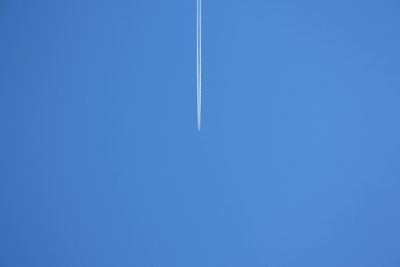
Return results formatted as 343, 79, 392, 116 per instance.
1, 0, 400, 266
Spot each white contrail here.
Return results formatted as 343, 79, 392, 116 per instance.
196, 0, 202, 130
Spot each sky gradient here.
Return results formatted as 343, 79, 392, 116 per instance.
1, 0, 400, 266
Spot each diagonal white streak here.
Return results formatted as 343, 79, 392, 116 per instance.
196, 0, 202, 130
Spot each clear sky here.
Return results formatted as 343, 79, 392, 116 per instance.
1, 0, 400, 266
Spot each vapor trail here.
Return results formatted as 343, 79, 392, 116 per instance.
196, 0, 202, 130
